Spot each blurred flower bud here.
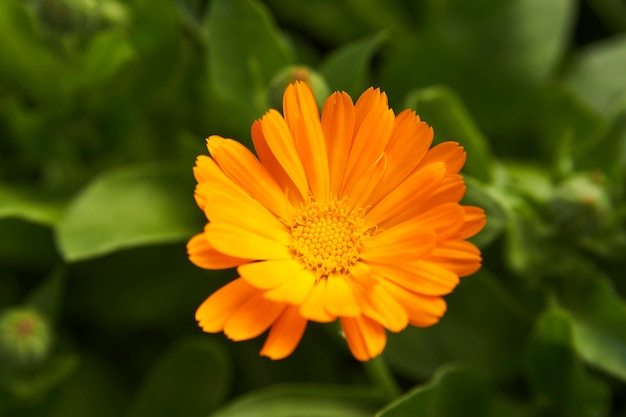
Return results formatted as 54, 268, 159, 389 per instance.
268, 66, 331, 110
550, 172, 612, 236
0, 308, 52, 369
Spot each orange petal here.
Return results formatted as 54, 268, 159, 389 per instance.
369, 110, 433, 203
322, 91, 355, 194
340, 97, 394, 198
425, 240, 483, 277
206, 136, 290, 218
347, 152, 387, 209
295, 112, 330, 200
418, 141, 466, 175
260, 305, 308, 360
324, 274, 362, 317
365, 162, 446, 227
187, 232, 249, 269
361, 229, 435, 264
260, 109, 309, 199
455, 206, 487, 239
361, 283, 408, 332
299, 279, 336, 323
238, 259, 304, 290
251, 120, 302, 206
223, 292, 286, 341
369, 261, 460, 296
264, 268, 317, 304
410, 202, 465, 240
193, 154, 249, 211
205, 223, 292, 261
283, 81, 320, 135
340, 315, 386, 361
378, 279, 447, 327
195, 278, 258, 333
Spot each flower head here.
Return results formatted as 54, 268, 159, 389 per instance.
188, 81, 486, 361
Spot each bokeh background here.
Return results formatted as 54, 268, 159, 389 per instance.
1, 0, 626, 416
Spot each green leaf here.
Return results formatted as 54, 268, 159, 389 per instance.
380, 0, 574, 137
554, 263, 626, 382
0, 183, 65, 226
127, 338, 231, 417
25, 266, 66, 323
376, 365, 490, 417
0, 354, 78, 399
564, 35, 626, 117
319, 31, 388, 97
206, 0, 293, 114
405, 86, 494, 182
211, 384, 383, 417
0, 219, 58, 270
70, 29, 135, 90
0, 0, 64, 102
384, 269, 531, 382
56, 164, 202, 262
525, 308, 610, 416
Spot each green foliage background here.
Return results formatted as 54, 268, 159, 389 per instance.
1, 0, 626, 415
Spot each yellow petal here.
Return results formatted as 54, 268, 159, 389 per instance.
238, 259, 304, 290
205, 223, 292, 261
224, 292, 286, 341
361, 283, 408, 332
299, 279, 336, 323
324, 274, 362, 317
340, 315, 386, 361
260, 305, 308, 360
203, 189, 290, 244
187, 232, 249, 269
195, 278, 257, 333
264, 268, 317, 304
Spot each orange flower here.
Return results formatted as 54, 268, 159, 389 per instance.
188, 81, 486, 361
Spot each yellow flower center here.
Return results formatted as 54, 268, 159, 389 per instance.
290, 198, 372, 278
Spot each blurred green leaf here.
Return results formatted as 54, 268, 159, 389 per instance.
206, 0, 293, 121
67, 243, 228, 330
385, 269, 531, 381
525, 307, 610, 416
376, 365, 490, 417
406, 86, 494, 182
128, 338, 231, 417
319, 31, 387, 97
0, 353, 78, 399
0, 184, 65, 226
47, 354, 129, 417
564, 35, 626, 117
381, 0, 574, 137
211, 384, 382, 417
71, 29, 135, 90
56, 164, 201, 262
0, 0, 64, 102
0, 219, 59, 270
554, 264, 626, 383
25, 266, 66, 323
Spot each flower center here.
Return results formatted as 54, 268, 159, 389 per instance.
290, 198, 372, 278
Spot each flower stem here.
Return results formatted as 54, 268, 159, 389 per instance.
364, 355, 402, 401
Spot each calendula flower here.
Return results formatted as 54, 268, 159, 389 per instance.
188, 81, 486, 361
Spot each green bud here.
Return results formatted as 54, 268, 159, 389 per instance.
268, 66, 331, 110
0, 308, 52, 369
550, 172, 612, 236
